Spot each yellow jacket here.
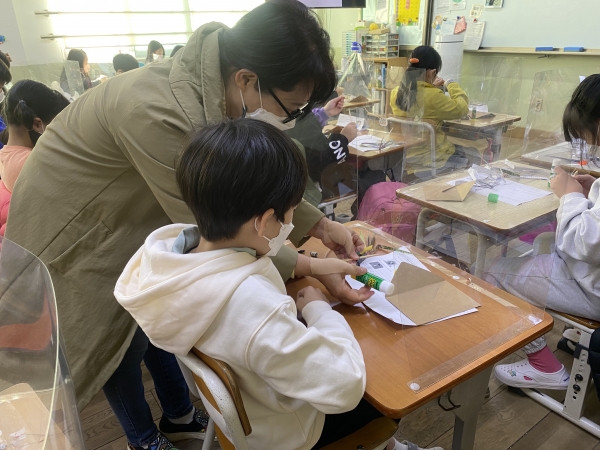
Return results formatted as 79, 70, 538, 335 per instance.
390, 81, 469, 172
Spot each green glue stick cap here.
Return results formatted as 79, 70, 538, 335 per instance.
488, 193, 499, 203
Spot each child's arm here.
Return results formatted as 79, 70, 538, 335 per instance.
555, 180, 600, 264
430, 82, 469, 121
246, 297, 366, 414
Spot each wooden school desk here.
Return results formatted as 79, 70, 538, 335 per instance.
443, 114, 521, 161
286, 222, 553, 450
521, 142, 600, 178
396, 162, 559, 277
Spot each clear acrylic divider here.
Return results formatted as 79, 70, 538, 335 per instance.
10, 61, 85, 102
0, 238, 85, 450
521, 69, 600, 172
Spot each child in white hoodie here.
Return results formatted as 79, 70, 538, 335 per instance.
115, 119, 441, 450
485, 74, 600, 391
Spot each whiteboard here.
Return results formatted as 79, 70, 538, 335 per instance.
431, 0, 599, 50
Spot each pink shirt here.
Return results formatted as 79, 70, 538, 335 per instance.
0, 145, 32, 192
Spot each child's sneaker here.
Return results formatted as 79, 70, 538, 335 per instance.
394, 440, 443, 450
127, 432, 177, 450
158, 408, 210, 441
495, 359, 570, 390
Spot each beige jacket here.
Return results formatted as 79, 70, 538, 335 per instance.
5, 23, 323, 409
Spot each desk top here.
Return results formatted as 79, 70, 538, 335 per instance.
521, 143, 600, 177
286, 222, 553, 418
348, 130, 425, 160
396, 162, 559, 235
443, 113, 521, 131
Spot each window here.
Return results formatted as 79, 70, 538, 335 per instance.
45, 0, 264, 63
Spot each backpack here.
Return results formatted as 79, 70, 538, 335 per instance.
357, 181, 421, 245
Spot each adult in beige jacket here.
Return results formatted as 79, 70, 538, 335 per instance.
5, 1, 372, 445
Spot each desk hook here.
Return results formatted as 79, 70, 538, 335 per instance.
438, 391, 462, 411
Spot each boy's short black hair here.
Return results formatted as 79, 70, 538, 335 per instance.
176, 119, 308, 241
563, 74, 600, 152
113, 54, 139, 73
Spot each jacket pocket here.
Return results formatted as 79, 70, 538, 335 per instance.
49, 222, 113, 274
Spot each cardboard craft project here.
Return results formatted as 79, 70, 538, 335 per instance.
422, 180, 474, 201
386, 263, 480, 325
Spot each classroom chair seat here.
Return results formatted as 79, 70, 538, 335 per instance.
521, 310, 600, 438
176, 349, 398, 450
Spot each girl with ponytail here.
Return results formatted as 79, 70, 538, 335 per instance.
0, 79, 69, 234
390, 45, 479, 181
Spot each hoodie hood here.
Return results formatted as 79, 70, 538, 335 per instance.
115, 224, 272, 355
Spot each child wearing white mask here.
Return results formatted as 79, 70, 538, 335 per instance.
115, 119, 440, 450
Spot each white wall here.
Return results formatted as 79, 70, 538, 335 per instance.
317, 8, 362, 68
0, 0, 64, 66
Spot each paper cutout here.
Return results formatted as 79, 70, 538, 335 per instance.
386, 263, 480, 325
469, 4, 484, 19
423, 180, 474, 201
337, 113, 365, 130
454, 16, 467, 34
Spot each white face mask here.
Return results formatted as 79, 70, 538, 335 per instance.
153, 54, 164, 62
240, 80, 296, 131
255, 218, 295, 257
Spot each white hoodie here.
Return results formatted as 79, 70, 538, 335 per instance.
115, 224, 366, 450
556, 178, 600, 301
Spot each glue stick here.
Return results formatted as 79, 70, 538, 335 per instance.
549, 158, 562, 187
353, 272, 395, 295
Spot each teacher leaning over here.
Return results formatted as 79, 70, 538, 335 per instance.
5, 0, 373, 413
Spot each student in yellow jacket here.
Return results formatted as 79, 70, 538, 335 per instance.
390, 46, 479, 181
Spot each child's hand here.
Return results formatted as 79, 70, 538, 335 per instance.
573, 174, 596, 198
341, 123, 358, 142
433, 77, 445, 87
551, 166, 583, 198
324, 96, 345, 117
296, 286, 330, 312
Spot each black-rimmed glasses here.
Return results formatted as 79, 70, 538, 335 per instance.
267, 88, 309, 124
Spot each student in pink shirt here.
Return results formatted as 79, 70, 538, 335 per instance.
0, 80, 69, 235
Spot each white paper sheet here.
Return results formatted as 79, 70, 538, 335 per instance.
346, 248, 477, 326
336, 113, 365, 130
349, 135, 402, 152
448, 177, 552, 206
437, 0, 450, 14
463, 21, 486, 51
450, 0, 467, 10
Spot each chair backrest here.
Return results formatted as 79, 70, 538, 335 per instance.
177, 350, 251, 450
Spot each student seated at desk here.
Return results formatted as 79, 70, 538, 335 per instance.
115, 119, 440, 450
485, 75, 600, 390
0, 80, 70, 236
390, 46, 479, 182
113, 53, 140, 74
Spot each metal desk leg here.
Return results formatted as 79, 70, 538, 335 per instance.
491, 127, 504, 161
450, 366, 493, 450
473, 231, 493, 278
415, 208, 435, 250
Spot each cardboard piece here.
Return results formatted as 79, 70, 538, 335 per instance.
386, 263, 480, 325
422, 180, 474, 201
345, 95, 370, 106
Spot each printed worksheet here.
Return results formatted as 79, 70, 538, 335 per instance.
448, 177, 552, 206
336, 113, 365, 130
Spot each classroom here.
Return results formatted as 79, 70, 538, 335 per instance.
1, 0, 599, 449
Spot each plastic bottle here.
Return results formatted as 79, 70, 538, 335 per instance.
353, 272, 395, 295
549, 158, 562, 187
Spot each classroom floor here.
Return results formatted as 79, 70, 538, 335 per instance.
81, 317, 600, 450
83, 131, 600, 449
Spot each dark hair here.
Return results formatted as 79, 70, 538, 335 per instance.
113, 54, 139, 73
0, 51, 11, 85
147, 40, 165, 56
176, 119, 307, 241
5, 80, 70, 143
170, 45, 184, 57
219, 0, 336, 112
563, 74, 600, 159
396, 45, 442, 112
67, 49, 88, 69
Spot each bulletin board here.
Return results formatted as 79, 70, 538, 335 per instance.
431, 0, 600, 50
397, 0, 423, 25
